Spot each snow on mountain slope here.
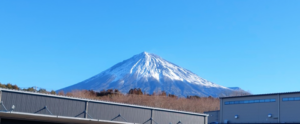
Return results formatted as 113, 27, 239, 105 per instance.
58, 52, 239, 97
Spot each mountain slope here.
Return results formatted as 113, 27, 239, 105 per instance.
58, 52, 238, 97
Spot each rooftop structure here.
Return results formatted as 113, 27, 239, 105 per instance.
0, 88, 208, 124
207, 91, 300, 123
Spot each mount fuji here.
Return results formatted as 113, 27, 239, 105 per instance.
58, 52, 241, 97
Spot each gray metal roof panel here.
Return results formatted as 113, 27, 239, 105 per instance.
0, 88, 208, 117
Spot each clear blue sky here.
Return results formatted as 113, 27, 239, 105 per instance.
0, 0, 299, 94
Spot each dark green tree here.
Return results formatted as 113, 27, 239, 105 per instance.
6, 83, 13, 89
23, 87, 36, 92
50, 90, 56, 95
38, 88, 48, 93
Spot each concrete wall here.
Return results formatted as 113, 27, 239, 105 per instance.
204, 111, 219, 123
0, 89, 207, 124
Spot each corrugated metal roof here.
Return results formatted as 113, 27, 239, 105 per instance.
220, 90, 300, 99
0, 88, 208, 117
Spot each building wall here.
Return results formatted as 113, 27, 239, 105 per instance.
221, 95, 278, 123
280, 93, 300, 123
204, 111, 219, 123
221, 92, 300, 123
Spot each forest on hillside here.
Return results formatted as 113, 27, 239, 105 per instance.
0, 82, 248, 113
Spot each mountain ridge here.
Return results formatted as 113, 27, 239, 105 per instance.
58, 52, 239, 97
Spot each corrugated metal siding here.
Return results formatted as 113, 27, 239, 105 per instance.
153, 110, 204, 124
0, 90, 207, 124
1, 91, 86, 118
88, 102, 152, 124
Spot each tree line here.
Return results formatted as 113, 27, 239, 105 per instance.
0, 82, 249, 113
0, 82, 56, 94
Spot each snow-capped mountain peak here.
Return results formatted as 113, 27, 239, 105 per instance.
59, 52, 237, 97
106, 52, 221, 87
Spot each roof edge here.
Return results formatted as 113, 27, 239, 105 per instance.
220, 90, 300, 99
